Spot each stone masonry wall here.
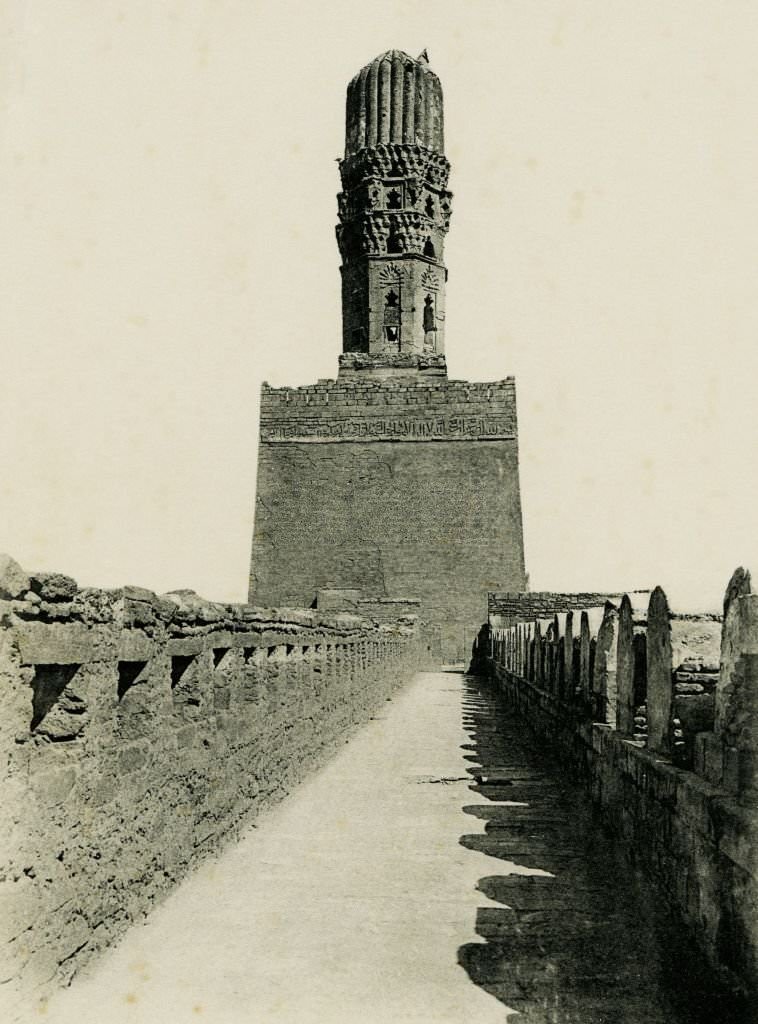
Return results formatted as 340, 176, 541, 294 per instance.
0, 556, 421, 1014
256, 377, 518, 442
487, 591, 635, 628
478, 574, 758, 1001
250, 377, 527, 662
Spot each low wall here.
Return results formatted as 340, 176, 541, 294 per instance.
478, 570, 758, 1000
487, 589, 644, 628
0, 557, 421, 1009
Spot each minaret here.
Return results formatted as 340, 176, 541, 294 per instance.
336, 50, 453, 378
250, 49, 527, 664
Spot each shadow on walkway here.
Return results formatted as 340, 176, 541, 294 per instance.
457, 673, 749, 1024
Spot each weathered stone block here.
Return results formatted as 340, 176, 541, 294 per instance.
28, 573, 78, 602
167, 637, 204, 656
0, 555, 30, 601
117, 630, 155, 662
16, 623, 97, 666
29, 766, 77, 808
118, 743, 149, 774
122, 598, 156, 628
89, 772, 118, 808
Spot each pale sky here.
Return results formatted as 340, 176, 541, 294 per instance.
2, 1, 756, 612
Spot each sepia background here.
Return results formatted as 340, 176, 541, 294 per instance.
1, 0, 756, 612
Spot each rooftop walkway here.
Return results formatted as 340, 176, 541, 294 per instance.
43, 670, 734, 1023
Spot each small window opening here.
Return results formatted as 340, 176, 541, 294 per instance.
243, 647, 255, 662
387, 189, 401, 209
118, 661, 147, 701
425, 195, 434, 218
423, 238, 435, 258
30, 664, 80, 731
171, 654, 195, 689
384, 289, 400, 335
423, 294, 436, 336
387, 233, 402, 254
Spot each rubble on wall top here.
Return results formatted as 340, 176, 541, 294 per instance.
0, 554, 416, 639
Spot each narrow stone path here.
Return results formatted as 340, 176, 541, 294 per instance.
42, 671, 507, 1024
41, 671, 735, 1023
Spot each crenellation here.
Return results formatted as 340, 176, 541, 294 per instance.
476, 573, 757, 998
0, 555, 422, 1002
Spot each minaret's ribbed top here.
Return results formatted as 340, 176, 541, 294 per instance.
345, 49, 444, 158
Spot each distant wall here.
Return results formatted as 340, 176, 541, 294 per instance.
0, 558, 421, 1009
477, 573, 758, 1000
250, 378, 527, 663
488, 590, 637, 628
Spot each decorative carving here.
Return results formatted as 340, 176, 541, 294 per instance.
379, 263, 403, 284
421, 267, 439, 291
339, 144, 451, 192
261, 412, 515, 444
383, 289, 400, 326
337, 77, 452, 360
341, 211, 442, 257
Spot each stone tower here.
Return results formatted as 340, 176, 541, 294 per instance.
337, 51, 451, 377
249, 50, 527, 662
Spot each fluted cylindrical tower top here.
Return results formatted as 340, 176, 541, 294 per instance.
345, 49, 444, 157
